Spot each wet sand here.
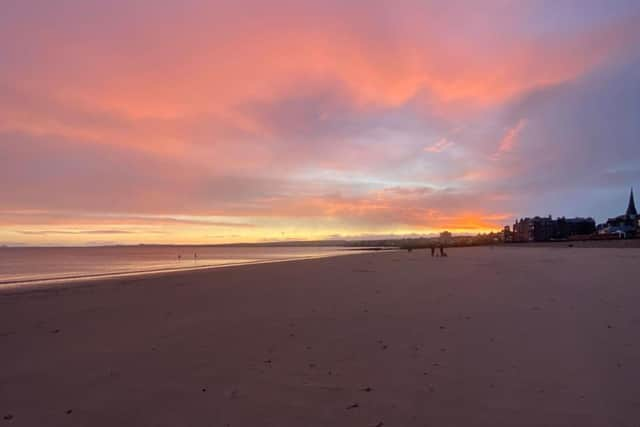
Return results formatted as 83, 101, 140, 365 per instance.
1, 246, 640, 426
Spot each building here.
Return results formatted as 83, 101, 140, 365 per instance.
502, 225, 513, 242
555, 217, 597, 238
511, 215, 596, 242
597, 188, 638, 238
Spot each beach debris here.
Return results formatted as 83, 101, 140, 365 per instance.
381, 345, 388, 350
439, 325, 446, 330
616, 362, 623, 368
65, 409, 73, 415
202, 388, 207, 392
3, 414, 13, 421
373, 423, 384, 427
360, 386, 373, 392
308, 363, 316, 368
289, 333, 295, 338
607, 324, 613, 329
50, 329, 61, 334
345, 403, 359, 410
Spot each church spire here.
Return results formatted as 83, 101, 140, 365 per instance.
627, 188, 638, 217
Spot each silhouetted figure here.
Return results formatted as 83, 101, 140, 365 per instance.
439, 245, 447, 257
431, 246, 436, 257
178, 254, 182, 262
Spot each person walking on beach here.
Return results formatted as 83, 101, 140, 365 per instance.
439, 244, 447, 257
430, 245, 436, 257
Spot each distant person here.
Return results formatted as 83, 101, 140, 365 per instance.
194, 253, 198, 262
430, 246, 436, 257
439, 244, 447, 257
178, 254, 182, 261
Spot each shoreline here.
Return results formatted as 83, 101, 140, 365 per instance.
0, 249, 394, 295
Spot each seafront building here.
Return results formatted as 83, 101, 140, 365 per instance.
510, 216, 596, 242
505, 188, 638, 242
597, 189, 638, 238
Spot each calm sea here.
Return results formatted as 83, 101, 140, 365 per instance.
0, 246, 370, 288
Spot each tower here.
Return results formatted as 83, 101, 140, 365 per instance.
626, 188, 637, 218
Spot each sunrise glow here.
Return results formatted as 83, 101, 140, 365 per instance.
2, 1, 640, 245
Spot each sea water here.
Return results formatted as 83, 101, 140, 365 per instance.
0, 245, 368, 287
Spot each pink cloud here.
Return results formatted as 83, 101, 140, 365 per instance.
424, 138, 454, 153
2, 1, 640, 243
493, 119, 527, 159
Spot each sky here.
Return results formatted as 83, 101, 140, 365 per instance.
2, 0, 640, 245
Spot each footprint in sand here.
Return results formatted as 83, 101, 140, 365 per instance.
3, 414, 14, 421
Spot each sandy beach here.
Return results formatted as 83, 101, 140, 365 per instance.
1, 246, 640, 427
